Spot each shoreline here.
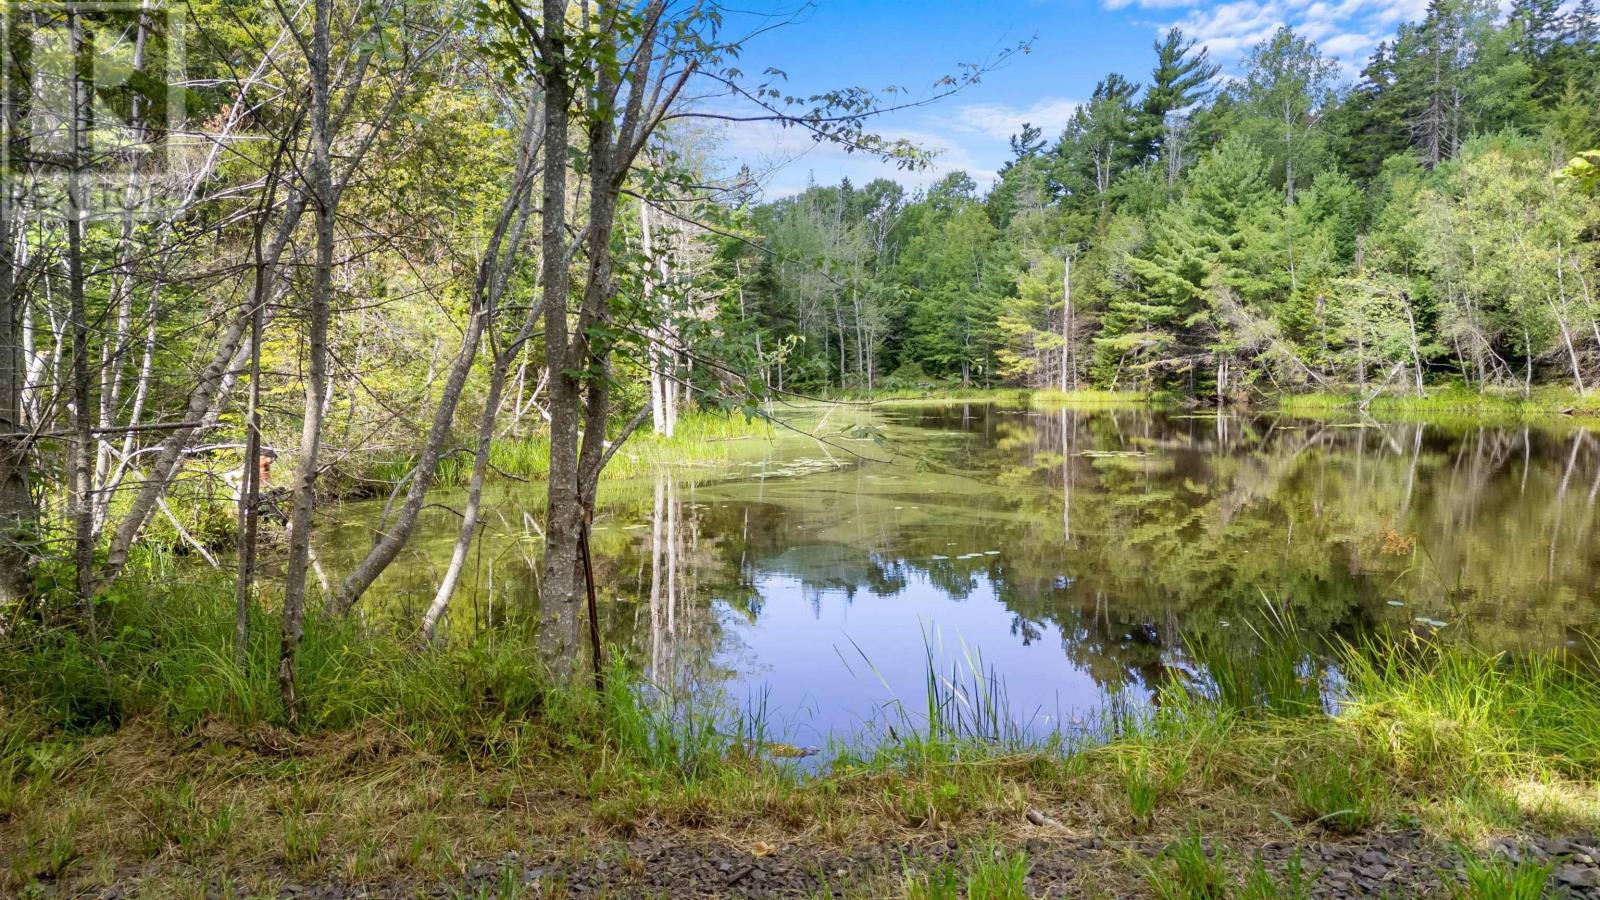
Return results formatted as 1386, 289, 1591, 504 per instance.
7, 600, 1600, 896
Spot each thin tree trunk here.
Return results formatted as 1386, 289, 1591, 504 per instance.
421, 355, 508, 641
1550, 297, 1586, 395
420, 97, 543, 638
642, 200, 667, 435
1061, 254, 1072, 392
0, 11, 34, 603
280, 0, 337, 723
93, 9, 149, 525
536, 0, 583, 652
1402, 291, 1425, 397
233, 168, 276, 670
67, 10, 95, 622
1552, 244, 1585, 395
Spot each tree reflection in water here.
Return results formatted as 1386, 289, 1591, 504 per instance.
321, 403, 1600, 747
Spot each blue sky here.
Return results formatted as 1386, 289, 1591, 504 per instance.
710, 0, 1430, 197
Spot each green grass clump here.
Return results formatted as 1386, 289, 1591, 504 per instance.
1146, 833, 1310, 900
903, 845, 1030, 900
0, 571, 755, 782
1337, 637, 1600, 784
1455, 851, 1552, 899
1184, 610, 1323, 719
1287, 752, 1381, 833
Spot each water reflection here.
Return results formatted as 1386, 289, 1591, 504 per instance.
322, 404, 1600, 747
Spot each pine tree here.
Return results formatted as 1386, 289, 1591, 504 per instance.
1058, 74, 1142, 200
1329, 38, 1415, 180
1098, 136, 1275, 386
1509, 0, 1565, 99
1138, 29, 1219, 171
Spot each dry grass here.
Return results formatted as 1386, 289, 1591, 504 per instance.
7, 696, 1600, 897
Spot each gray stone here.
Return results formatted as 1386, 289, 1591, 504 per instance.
1559, 864, 1600, 889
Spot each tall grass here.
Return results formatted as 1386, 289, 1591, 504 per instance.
1336, 636, 1600, 782
12, 580, 1600, 788
0, 574, 767, 784
1276, 385, 1600, 420
1183, 604, 1325, 718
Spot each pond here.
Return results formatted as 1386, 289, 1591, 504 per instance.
317, 401, 1600, 751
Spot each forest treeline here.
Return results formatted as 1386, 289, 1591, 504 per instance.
734, 1, 1600, 398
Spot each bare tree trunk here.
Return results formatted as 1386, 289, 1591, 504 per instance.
1552, 244, 1586, 396
281, 0, 337, 723
642, 200, 668, 435
96, 269, 273, 594
22, 285, 42, 429
538, 0, 583, 648
1550, 297, 1586, 395
1061, 254, 1073, 392
1402, 291, 1425, 397
66, 10, 95, 622
421, 355, 507, 641
234, 166, 277, 670
93, 5, 151, 525
0, 12, 35, 604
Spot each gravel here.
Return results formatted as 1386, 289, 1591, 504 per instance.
53, 830, 1600, 898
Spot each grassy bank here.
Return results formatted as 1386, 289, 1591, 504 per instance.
1275, 386, 1600, 422
366, 409, 780, 489
5, 582, 1600, 896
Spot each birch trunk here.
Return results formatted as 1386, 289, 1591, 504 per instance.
67, 11, 95, 618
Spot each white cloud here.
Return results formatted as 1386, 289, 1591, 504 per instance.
949, 97, 1081, 141
1137, 0, 1431, 68
1321, 31, 1377, 58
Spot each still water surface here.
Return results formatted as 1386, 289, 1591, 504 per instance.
320, 402, 1600, 748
